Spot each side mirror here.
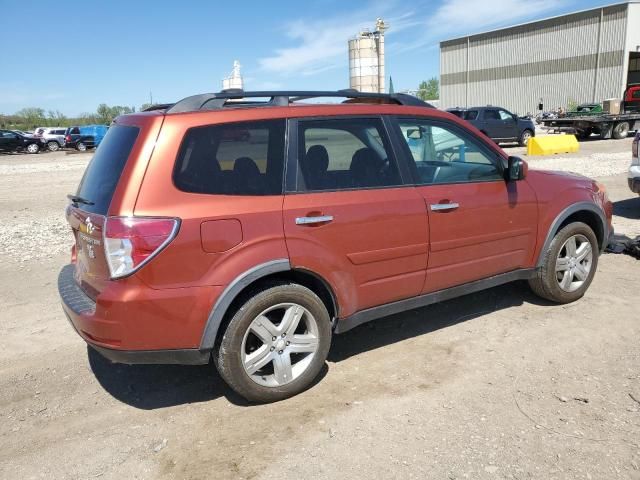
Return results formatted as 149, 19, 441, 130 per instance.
407, 128, 422, 139
506, 156, 527, 181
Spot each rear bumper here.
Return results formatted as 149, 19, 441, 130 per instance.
58, 264, 218, 364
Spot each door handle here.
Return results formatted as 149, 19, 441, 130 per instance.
430, 203, 459, 212
295, 215, 334, 225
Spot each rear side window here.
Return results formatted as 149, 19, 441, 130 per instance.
75, 125, 139, 215
463, 110, 478, 120
174, 120, 286, 195
484, 110, 500, 120
296, 118, 401, 191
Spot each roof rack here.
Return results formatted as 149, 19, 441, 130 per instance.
142, 103, 174, 112
165, 89, 433, 114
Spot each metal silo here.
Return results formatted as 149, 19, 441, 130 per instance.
349, 18, 387, 93
222, 60, 244, 90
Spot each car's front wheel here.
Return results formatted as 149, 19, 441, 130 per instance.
26, 143, 39, 154
215, 282, 332, 403
519, 129, 533, 146
528, 222, 598, 303
47, 141, 60, 152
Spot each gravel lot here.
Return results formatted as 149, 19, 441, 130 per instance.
0, 139, 639, 479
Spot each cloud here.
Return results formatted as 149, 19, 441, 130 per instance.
258, 0, 569, 78
259, 6, 418, 76
429, 0, 565, 36
392, 0, 567, 53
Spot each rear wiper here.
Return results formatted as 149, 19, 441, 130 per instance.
67, 194, 95, 206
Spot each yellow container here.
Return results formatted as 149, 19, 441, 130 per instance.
527, 135, 579, 156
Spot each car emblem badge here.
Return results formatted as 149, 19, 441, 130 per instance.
85, 217, 95, 235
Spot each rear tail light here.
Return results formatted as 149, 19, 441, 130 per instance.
65, 135, 72, 142
104, 217, 179, 279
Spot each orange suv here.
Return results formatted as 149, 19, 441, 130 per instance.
58, 90, 613, 402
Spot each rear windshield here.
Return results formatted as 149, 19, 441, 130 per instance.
75, 125, 139, 215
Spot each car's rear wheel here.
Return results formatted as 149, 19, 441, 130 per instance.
519, 129, 533, 146
76, 142, 87, 151
47, 141, 60, 152
26, 143, 39, 154
215, 282, 332, 403
528, 222, 598, 303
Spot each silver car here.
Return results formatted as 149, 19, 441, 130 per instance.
34, 127, 66, 152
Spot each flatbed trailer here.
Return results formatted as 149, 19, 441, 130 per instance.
541, 113, 640, 140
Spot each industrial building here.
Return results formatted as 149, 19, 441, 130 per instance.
439, 1, 640, 115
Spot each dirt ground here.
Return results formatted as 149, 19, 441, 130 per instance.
1, 139, 639, 480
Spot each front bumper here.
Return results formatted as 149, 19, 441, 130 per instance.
58, 264, 217, 365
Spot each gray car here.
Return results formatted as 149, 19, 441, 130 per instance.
34, 127, 67, 152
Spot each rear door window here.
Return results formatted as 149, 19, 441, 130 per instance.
75, 125, 139, 215
295, 118, 402, 191
174, 120, 285, 195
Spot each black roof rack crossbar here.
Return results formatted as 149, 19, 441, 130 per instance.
165, 90, 432, 113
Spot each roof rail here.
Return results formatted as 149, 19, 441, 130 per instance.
165, 89, 433, 114
142, 103, 174, 112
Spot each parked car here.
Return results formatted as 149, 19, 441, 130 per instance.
34, 127, 67, 151
58, 90, 612, 403
630, 131, 640, 195
11, 129, 34, 137
0, 129, 44, 153
447, 106, 536, 146
64, 127, 95, 151
77, 125, 109, 147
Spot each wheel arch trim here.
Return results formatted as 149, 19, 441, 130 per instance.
536, 201, 607, 268
199, 259, 291, 350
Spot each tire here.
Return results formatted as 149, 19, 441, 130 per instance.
518, 129, 533, 146
576, 128, 592, 140
76, 142, 87, 152
528, 222, 598, 303
215, 282, 332, 403
47, 141, 60, 152
612, 122, 629, 140
26, 143, 39, 154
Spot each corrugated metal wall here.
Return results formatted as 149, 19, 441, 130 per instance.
440, 3, 630, 114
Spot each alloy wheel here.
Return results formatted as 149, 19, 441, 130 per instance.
555, 234, 593, 292
241, 303, 320, 387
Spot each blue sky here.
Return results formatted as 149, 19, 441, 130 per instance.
0, 0, 611, 115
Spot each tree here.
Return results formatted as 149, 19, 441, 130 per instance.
417, 78, 439, 101
15, 107, 46, 128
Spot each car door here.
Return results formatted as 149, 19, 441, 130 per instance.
497, 109, 519, 140
0, 131, 9, 151
0, 131, 19, 151
282, 116, 429, 318
392, 117, 538, 293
